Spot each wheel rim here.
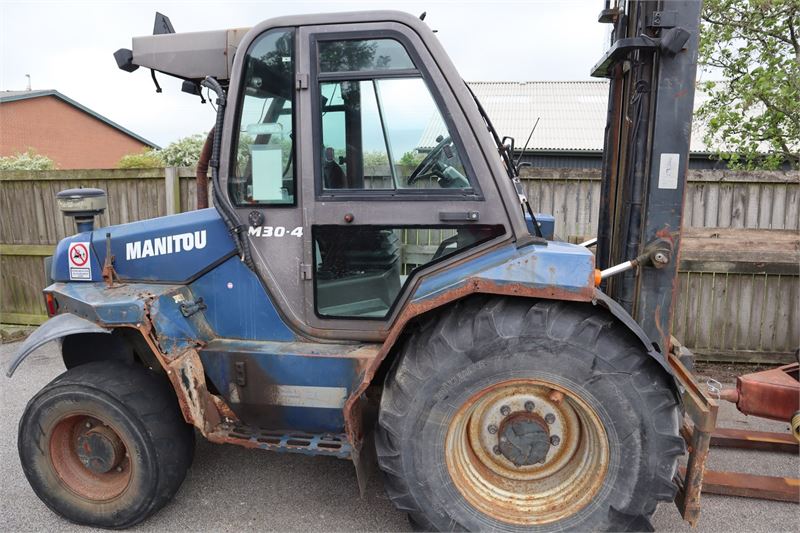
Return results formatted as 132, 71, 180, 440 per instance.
445, 379, 609, 525
49, 414, 133, 501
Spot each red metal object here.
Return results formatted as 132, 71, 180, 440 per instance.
721, 363, 800, 422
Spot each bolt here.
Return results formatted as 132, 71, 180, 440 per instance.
116, 466, 123, 473
487, 424, 498, 434
493, 445, 502, 455
500, 405, 511, 416
550, 435, 561, 446
545, 413, 556, 424
524, 400, 535, 412
654, 252, 669, 265
85, 421, 92, 429
548, 389, 565, 404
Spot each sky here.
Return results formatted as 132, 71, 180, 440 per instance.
0, 0, 610, 147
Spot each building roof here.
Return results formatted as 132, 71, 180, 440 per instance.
420, 81, 710, 153
0, 90, 159, 149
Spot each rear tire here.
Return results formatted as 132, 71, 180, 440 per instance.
18, 361, 195, 529
376, 297, 683, 532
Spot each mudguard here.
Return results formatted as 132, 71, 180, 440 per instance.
5, 313, 109, 377
591, 289, 680, 392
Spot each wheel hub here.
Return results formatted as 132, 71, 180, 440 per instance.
75, 424, 125, 474
445, 379, 609, 525
498, 412, 550, 466
49, 414, 132, 501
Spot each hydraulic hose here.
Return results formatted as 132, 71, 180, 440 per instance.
201, 76, 255, 270
195, 128, 213, 209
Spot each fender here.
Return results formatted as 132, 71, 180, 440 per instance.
5, 313, 109, 377
591, 288, 678, 383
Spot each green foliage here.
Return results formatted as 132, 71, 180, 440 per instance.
158, 133, 207, 167
697, 0, 800, 169
0, 149, 56, 170
363, 150, 389, 169
117, 133, 215, 169
117, 149, 163, 169
398, 151, 425, 167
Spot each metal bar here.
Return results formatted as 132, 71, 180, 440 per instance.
670, 352, 719, 526
680, 468, 800, 503
710, 428, 799, 454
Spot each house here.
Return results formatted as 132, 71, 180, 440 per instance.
0, 90, 158, 169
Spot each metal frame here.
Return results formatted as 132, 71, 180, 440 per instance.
593, 0, 702, 354
669, 352, 718, 526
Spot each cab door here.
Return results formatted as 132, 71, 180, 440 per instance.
223, 27, 308, 331
296, 23, 511, 338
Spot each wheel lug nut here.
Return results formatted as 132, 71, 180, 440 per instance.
545, 413, 556, 424
493, 445, 501, 455
500, 405, 511, 416
550, 435, 561, 446
487, 424, 498, 434
524, 400, 535, 412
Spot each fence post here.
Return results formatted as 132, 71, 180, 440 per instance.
165, 167, 180, 215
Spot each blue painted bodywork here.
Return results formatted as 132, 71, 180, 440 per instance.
528, 212, 555, 240
28, 203, 613, 445
412, 240, 595, 303
52, 209, 236, 283
189, 256, 295, 342
201, 339, 364, 432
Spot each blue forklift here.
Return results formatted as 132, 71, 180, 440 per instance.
8, 2, 715, 530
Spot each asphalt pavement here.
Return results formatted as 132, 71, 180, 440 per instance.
1, 340, 797, 532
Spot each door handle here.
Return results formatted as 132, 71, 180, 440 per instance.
439, 211, 480, 222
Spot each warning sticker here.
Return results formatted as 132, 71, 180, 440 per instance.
68, 242, 92, 281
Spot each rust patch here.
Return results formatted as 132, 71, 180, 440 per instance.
132, 308, 224, 436
343, 278, 594, 449
164, 349, 221, 434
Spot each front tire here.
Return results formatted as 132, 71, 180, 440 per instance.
18, 361, 195, 529
376, 297, 683, 532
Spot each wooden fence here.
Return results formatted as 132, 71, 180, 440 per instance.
1, 167, 797, 362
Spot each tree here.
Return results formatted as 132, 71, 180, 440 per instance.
0, 149, 56, 170
697, 0, 800, 169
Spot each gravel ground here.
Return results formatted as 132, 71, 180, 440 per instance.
1, 340, 797, 532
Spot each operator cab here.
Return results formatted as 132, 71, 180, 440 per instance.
119, 12, 526, 338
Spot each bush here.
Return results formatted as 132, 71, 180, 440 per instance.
159, 133, 207, 167
0, 149, 56, 170
117, 149, 164, 169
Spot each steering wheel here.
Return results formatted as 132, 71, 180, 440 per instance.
407, 136, 469, 189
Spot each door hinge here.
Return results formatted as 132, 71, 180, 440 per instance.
295, 73, 309, 90
179, 297, 207, 317
300, 263, 312, 280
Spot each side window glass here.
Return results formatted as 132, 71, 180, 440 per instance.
231, 29, 295, 206
319, 39, 415, 72
317, 38, 472, 192
314, 225, 504, 318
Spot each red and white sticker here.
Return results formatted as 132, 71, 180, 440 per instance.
68, 242, 92, 280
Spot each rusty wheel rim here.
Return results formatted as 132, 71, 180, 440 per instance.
49, 414, 133, 501
445, 379, 609, 525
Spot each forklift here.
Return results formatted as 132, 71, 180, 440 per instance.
8, 2, 723, 530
